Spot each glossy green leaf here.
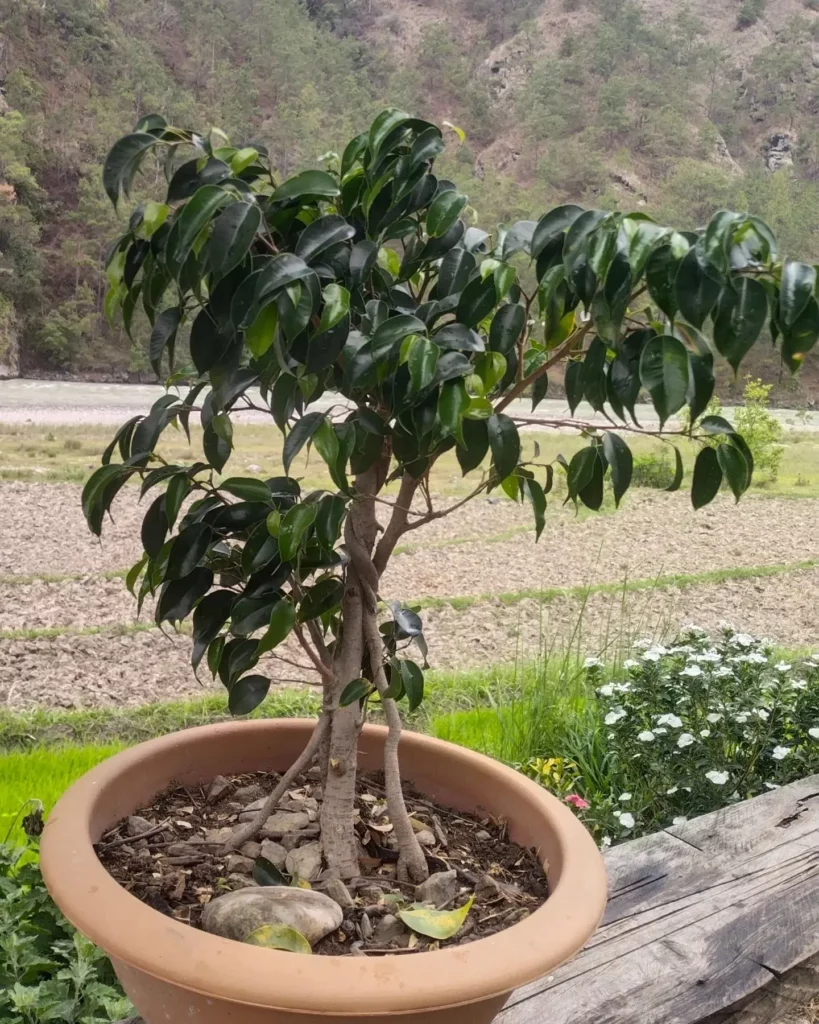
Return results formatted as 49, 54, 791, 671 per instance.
295, 215, 355, 264
220, 477, 271, 502
438, 379, 469, 443
639, 335, 690, 427
257, 599, 296, 656
204, 422, 231, 473
427, 189, 467, 237
602, 432, 632, 508
208, 201, 261, 281
408, 336, 440, 392
229, 674, 270, 716
780, 260, 816, 329
565, 360, 585, 415
141, 493, 168, 557
103, 132, 157, 207
531, 205, 584, 258
349, 240, 378, 289
438, 247, 475, 298
522, 477, 547, 540
171, 185, 229, 276
156, 567, 213, 624
253, 858, 290, 888
192, 589, 234, 671
487, 413, 520, 481
712, 278, 767, 373
691, 446, 723, 509
456, 276, 496, 328
319, 283, 350, 333
685, 351, 715, 424
167, 522, 212, 580
717, 443, 749, 502
283, 412, 325, 474
315, 494, 346, 550
675, 248, 721, 329
394, 658, 424, 711
666, 446, 684, 492
272, 170, 340, 203
781, 296, 819, 372
149, 306, 182, 375
489, 303, 524, 355
566, 446, 598, 500
298, 577, 344, 621
399, 897, 474, 938
278, 503, 317, 562
645, 245, 680, 320
456, 418, 489, 474
339, 677, 374, 707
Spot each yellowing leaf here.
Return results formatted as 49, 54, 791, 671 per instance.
443, 120, 466, 143
398, 897, 474, 940
244, 924, 312, 954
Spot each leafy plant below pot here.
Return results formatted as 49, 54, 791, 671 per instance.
86, 107, 818, 883
0, 835, 133, 1024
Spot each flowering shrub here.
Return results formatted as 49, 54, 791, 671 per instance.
558, 627, 819, 844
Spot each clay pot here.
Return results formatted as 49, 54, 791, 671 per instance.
41, 720, 606, 1024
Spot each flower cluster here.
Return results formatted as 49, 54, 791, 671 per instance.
583, 625, 819, 840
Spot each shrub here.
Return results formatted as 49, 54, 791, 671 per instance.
584, 626, 819, 841
805, 0, 819, 11
631, 450, 675, 488
0, 830, 132, 1024
734, 376, 783, 480
737, 0, 765, 28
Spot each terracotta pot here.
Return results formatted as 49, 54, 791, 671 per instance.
41, 720, 606, 1024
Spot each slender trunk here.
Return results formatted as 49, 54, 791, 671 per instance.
319, 564, 365, 879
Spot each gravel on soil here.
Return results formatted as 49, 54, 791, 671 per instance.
4, 569, 819, 710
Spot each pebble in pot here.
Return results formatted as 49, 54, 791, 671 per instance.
202, 888, 342, 946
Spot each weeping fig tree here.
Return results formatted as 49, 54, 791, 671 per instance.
85, 108, 816, 882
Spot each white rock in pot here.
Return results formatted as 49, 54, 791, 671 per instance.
202, 888, 342, 946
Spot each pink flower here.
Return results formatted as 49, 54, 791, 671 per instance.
564, 794, 590, 809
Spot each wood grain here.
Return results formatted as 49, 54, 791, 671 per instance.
497, 775, 819, 1024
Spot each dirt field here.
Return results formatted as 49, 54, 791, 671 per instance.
2, 478, 818, 711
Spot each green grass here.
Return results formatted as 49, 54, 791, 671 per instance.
3, 420, 819, 498
0, 745, 126, 846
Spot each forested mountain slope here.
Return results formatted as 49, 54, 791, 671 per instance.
3, 0, 819, 396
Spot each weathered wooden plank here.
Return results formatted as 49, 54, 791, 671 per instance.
700, 951, 819, 1024
497, 775, 819, 1024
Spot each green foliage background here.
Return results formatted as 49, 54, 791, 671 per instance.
4, 0, 819, 374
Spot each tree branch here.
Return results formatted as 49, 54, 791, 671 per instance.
372, 473, 418, 577
224, 712, 331, 851
293, 622, 334, 682
495, 321, 592, 413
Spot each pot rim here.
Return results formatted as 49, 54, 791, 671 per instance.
41, 719, 606, 1016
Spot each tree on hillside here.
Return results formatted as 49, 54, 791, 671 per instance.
81, 110, 819, 880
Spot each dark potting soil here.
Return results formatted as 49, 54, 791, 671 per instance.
96, 769, 549, 956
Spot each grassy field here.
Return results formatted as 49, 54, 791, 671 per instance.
3, 420, 819, 498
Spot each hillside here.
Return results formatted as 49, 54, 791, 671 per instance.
3, 0, 819, 401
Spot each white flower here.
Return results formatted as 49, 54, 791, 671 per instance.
642, 650, 662, 663
654, 727, 668, 735
764, 782, 780, 790
809, 728, 819, 740
774, 662, 792, 673
735, 712, 750, 724
680, 665, 703, 678
700, 729, 711, 738
791, 679, 808, 690
604, 709, 627, 725
772, 745, 791, 760
666, 785, 679, 795
752, 708, 769, 721
584, 656, 603, 669
706, 770, 729, 785
677, 733, 695, 748
747, 651, 767, 665
601, 836, 612, 848
597, 684, 616, 697
731, 633, 755, 648
706, 712, 723, 723
672, 816, 688, 825
619, 793, 632, 802
623, 659, 639, 669
615, 681, 633, 693
618, 812, 635, 829
637, 730, 656, 742
657, 714, 683, 728
700, 650, 722, 664
714, 666, 734, 678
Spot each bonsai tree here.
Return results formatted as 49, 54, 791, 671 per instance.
85, 109, 816, 883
